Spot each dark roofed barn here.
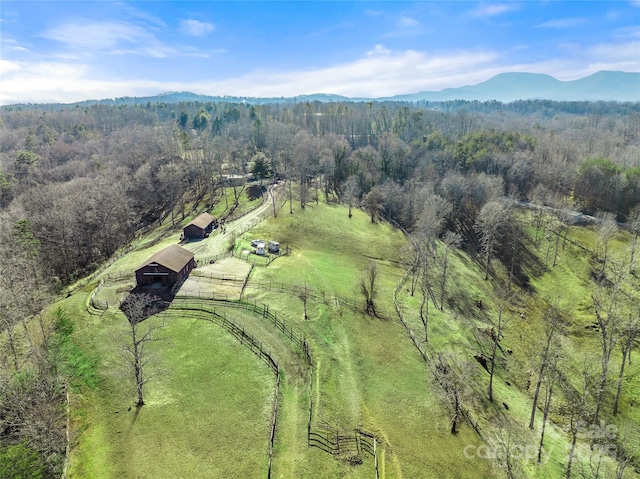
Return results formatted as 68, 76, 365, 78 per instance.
183, 213, 216, 239
135, 245, 196, 289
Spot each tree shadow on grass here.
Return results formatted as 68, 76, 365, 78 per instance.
125, 404, 144, 439
120, 287, 176, 322
247, 184, 266, 201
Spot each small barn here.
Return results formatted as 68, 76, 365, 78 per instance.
183, 213, 216, 239
135, 245, 196, 288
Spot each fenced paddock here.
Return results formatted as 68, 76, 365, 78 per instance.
167, 297, 381, 477
178, 257, 253, 300
161, 304, 281, 478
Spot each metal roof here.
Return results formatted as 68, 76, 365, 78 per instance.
137, 245, 195, 273
185, 212, 215, 230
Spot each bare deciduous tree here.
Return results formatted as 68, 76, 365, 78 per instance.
564, 363, 596, 479
298, 282, 310, 321
591, 260, 625, 425
341, 175, 360, 219
596, 212, 618, 276
627, 205, 640, 274
412, 196, 448, 342
439, 231, 462, 311
613, 301, 639, 416
121, 294, 164, 406
537, 356, 559, 464
432, 352, 471, 435
475, 200, 512, 280
495, 419, 525, 479
529, 303, 564, 429
361, 186, 384, 224
360, 262, 378, 317
488, 287, 513, 402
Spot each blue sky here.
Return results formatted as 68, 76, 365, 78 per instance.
1, 1, 639, 104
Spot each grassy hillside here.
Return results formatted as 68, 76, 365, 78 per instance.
245, 203, 494, 478
58, 198, 639, 479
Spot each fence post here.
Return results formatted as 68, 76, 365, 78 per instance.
374, 438, 378, 479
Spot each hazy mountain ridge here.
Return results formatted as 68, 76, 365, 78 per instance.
8, 71, 639, 107
387, 71, 640, 103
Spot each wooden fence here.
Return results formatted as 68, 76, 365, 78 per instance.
196, 246, 289, 269
88, 279, 109, 313
241, 278, 375, 317
174, 297, 309, 356
307, 424, 379, 477
162, 304, 281, 478
308, 424, 376, 458
196, 251, 234, 267
169, 297, 380, 476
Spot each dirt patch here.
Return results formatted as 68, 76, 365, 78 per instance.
176, 276, 242, 300
197, 257, 252, 279
175, 257, 252, 301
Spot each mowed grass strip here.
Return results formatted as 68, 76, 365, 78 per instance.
68, 311, 275, 479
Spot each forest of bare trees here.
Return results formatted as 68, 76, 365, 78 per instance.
1, 100, 638, 285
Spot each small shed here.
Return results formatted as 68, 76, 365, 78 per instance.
183, 213, 216, 239
135, 245, 196, 288
255, 242, 266, 256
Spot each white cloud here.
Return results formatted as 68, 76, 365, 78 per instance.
40, 19, 211, 59
179, 19, 215, 37
114, 3, 167, 28
0, 49, 498, 103
0, 59, 22, 76
0, 59, 172, 104
367, 44, 391, 56
42, 20, 150, 50
534, 18, 587, 29
1, 38, 639, 105
400, 17, 420, 27
198, 49, 500, 98
1, 38, 29, 53
469, 3, 518, 18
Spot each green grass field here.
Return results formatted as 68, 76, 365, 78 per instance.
67, 308, 275, 479
59, 199, 639, 479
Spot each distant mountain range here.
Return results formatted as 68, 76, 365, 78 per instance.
60, 70, 640, 106
385, 71, 640, 103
